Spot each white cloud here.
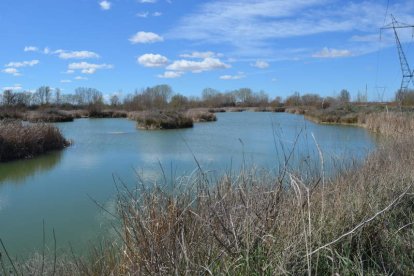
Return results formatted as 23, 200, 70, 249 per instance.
60, 79, 72, 83
312, 47, 352, 58
2, 84, 23, 91
137, 54, 168, 67
157, 71, 183, 78
2, 68, 20, 76
180, 51, 222, 59
99, 1, 111, 10
43, 47, 50, 54
136, 12, 149, 18
251, 60, 269, 69
169, 0, 414, 58
54, 50, 100, 59
65, 70, 75, 74
167, 57, 230, 73
5, 60, 39, 68
137, 11, 162, 18
68, 62, 113, 74
220, 72, 245, 80
140, 0, 157, 3
129, 31, 164, 44
75, 76, 88, 80
24, 46, 38, 52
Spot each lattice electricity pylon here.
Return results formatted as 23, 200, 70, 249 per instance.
381, 15, 414, 93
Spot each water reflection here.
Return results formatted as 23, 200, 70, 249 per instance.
0, 150, 63, 184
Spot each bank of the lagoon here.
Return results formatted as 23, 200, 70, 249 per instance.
0, 112, 375, 257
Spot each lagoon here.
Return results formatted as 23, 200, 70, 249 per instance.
0, 112, 375, 256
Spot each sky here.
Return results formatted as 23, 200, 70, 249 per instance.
1, 0, 414, 101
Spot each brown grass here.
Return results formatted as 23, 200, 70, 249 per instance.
185, 109, 217, 122
2, 113, 414, 275
364, 112, 414, 136
135, 110, 194, 130
24, 110, 74, 123
0, 120, 70, 162
107, 135, 414, 275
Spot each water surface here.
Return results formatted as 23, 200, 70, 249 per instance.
0, 112, 375, 256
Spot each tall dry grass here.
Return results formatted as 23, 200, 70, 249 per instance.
185, 109, 217, 122
364, 112, 414, 137
2, 114, 414, 275
0, 120, 69, 162
135, 110, 193, 130
108, 135, 414, 275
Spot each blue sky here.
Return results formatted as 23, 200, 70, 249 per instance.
1, 0, 414, 101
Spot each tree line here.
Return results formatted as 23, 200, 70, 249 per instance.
2, 85, 412, 110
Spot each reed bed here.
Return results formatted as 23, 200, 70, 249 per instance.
24, 110, 74, 123
364, 112, 414, 137
135, 110, 194, 130
88, 109, 128, 118
185, 109, 217, 122
107, 135, 414, 275
0, 120, 69, 162
2, 113, 414, 275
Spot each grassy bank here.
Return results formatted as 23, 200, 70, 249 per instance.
0, 121, 70, 162
2, 114, 413, 275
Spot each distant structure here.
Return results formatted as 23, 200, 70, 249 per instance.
381, 15, 414, 94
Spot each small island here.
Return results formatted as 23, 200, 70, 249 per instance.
0, 120, 70, 162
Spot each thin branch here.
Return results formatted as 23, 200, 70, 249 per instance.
308, 184, 412, 256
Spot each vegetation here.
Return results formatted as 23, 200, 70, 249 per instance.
185, 109, 217, 122
135, 110, 194, 130
24, 109, 74, 123
0, 121, 70, 162
1, 112, 413, 274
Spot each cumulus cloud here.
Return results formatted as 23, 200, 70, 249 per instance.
68, 62, 113, 74
220, 72, 245, 80
129, 32, 164, 44
54, 50, 100, 59
167, 57, 230, 73
153, 12, 162, 16
139, 0, 157, 3
24, 46, 38, 52
2, 68, 21, 76
180, 51, 222, 59
5, 60, 39, 68
137, 54, 169, 67
99, 1, 111, 10
157, 71, 183, 78
60, 79, 72, 83
312, 47, 352, 58
251, 60, 269, 69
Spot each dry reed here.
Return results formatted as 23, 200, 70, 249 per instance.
0, 120, 70, 162
2, 113, 414, 275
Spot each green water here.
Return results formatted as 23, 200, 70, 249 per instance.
0, 112, 375, 256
